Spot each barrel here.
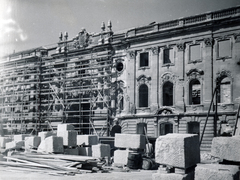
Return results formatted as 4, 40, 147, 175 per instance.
142, 158, 153, 170
127, 152, 142, 169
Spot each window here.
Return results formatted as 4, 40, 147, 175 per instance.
218, 77, 231, 104
139, 84, 148, 107
163, 81, 173, 106
163, 48, 174, 64
137, 123, 147, 135
188, 122, 200, 135
140, 52, 149, 67
218, 39, 231, 58
160, 122, 173, 135
189, 79, 201, 105
190, 45, 201, 61
116, 61, 124, 72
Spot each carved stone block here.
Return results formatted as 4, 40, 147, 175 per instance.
25, 136, 41, 150
152, 171, 194, 180
195, 164, 239, 180
58, 130, 77, 147
92, 144, 110, 161
114, 133, 146, 149
155, 133, 200, 169
211, 136, 240, 162
113, 149, 133, 166
77, 135, 98, 146
0, 137, 12, 148
38, 136, 63, 153
78, 146, 92, 156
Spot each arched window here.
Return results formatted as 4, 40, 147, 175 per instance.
139, 84, 148, 107
189, 79, 201, 105
163, 81, 173, 106
160, 122, 173, 135
218, 77, 231, 104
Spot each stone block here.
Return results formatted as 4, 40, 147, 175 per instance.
13, 134, 29, 142
37, 136, 63, 153
38, 131, 55, 142
77, 135, 98, 146
92, 144, 110, 161
64, 147, 79, 155
195, 164, 239, 180
6, 141, 24, 150
155, 133, 200, 169
211, 136, 240, 162
0, 137, 12, 148
57, 124, 74, 136
152, 171, 194, 180
114, 149, 133, 166
25, 136, 41, 150
114, 133, 146, 149
78, 146, 92, 156
57, 130, 77, 147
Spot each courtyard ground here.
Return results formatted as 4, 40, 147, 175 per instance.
0, 168, 156, 180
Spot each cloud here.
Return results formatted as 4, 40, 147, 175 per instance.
0, 4, 28, 56
0, 5, 28, 45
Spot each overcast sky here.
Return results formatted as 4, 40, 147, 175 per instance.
0, 0, 239, 57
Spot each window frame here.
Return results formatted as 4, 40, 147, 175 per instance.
139, 52, 149, 68
162, 47, 175, 66
217, 38, 232, 60
138, 84, 149, 108
162, 81, 174, 106
189, 44, 202, 63
189, 79, 201, 105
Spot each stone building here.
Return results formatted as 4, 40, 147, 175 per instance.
1, 6, 240, 151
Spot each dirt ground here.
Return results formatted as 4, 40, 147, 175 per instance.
0, 168, 157, 180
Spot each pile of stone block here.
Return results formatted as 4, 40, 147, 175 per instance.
5, 134, 30, 150
77, 135, 98, 156
56, 124, 78, 155
153, 133, 200, 180
0, 123, 112, 162
113, 133, 146, 168
194, 136, 240, 180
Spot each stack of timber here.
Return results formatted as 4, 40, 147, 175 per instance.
0, 152, 107, 176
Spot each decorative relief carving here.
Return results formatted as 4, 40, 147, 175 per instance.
186, 68, 204, 81
204, 38, 213, 47
177, 43, 185, 51
137, 74, 151, 86
151, 47, 159, 55
156, 107, 174, 115
234, 34, 240, 43
216, 69, 232, 82
160, 72, 177, 85
129, 51, 135, 58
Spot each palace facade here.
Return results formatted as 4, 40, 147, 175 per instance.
1, 6, 240, 151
